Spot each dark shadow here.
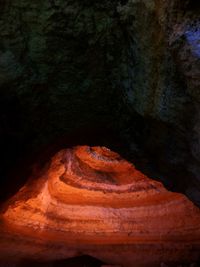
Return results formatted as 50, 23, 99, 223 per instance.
18, 255, 105, 267
53, 255, 105, 267
187, 0, 200, 10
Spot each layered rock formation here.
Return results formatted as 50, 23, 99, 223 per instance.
0, 0, 200, 206
0, 146, 200, 267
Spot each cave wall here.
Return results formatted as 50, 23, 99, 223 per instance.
0, 0, 199, 204
0, 0, 127, 200
118, 0, 200, 204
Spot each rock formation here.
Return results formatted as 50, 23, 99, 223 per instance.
0, 146, 200, 267
0, 0, 200, 206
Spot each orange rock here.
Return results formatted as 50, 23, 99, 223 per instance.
0, 146, 200, 267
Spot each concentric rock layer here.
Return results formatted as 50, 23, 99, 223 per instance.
0, 146, 200, 267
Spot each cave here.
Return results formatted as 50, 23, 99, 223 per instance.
0, 0, 200, 266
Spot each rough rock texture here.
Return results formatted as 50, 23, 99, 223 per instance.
119, 0, 200, 205
0, 0, 127, 202
0, 1, 200, 204
0, 146, 200, 267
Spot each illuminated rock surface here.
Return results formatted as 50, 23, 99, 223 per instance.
0, 146, 200, 267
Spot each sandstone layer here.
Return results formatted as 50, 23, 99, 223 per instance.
0, 146, 200, 267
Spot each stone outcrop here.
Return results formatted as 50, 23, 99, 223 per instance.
0, 146, 200, 267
